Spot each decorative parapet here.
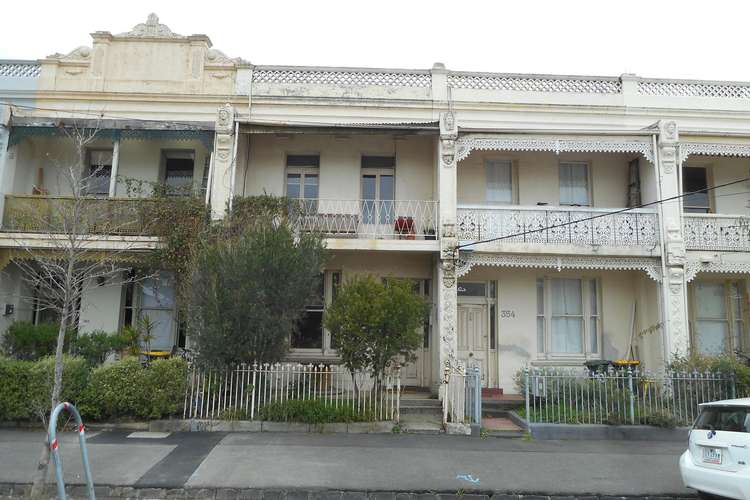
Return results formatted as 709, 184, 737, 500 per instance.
0, 61, 40, 78
639, 78, 750, 99
448, 72, 622, 94
252, 66, 431, 87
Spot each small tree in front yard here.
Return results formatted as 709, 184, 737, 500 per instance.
324, 276, 428, 386
187, 219, 327, 367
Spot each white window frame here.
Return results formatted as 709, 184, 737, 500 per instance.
484, 158, 516, 204
690, 279, 747, 355
85, 148, 114, 197
559, 161, 591, 206
537, 276, 601, 360
682, 164, 714, 213
161, 149, 196, 196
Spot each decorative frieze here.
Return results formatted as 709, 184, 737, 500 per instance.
448, 73, 622, 94
252, 67, 431, 87
455, 135, 654, 164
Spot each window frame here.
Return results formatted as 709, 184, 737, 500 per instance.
682, 164, 714, 213
689, 279, 747, 356
537, 275, 602, 360
160, 149, 196, 196
85, 148, 114, 197
558, 160, 592, 207
290, 270, 341, 356
483, 157, 517, 205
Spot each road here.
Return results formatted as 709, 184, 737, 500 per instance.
0, 429, 689, 495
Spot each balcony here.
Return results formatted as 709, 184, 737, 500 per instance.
290, 199, 439, 240
2, 195, 160, 236
684, 213, 750, 251
457, 204, 659, 252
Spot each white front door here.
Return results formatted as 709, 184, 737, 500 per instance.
458, 303, 489, 387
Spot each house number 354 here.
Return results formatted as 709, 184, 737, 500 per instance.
500, 310, 515, 318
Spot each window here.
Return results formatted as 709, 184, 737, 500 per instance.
695, 406, 750, 433
286, 155, 319, 213
683, 166, 711, 213
139, 274, 177, 351
692, 281, 746, 355
537, 277, 600, 357
485, 159, 513, 203
163, 151, 195, 195
86, 149, 113, 196
292, 271, 340, 350
559, 162, 589, 206
361, 156, 395, 225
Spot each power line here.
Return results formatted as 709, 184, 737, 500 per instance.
456, 177, 750, 250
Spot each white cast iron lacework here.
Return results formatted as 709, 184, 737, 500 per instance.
455, 136, 654, 163
448, 73, 622, 94
252, 67, 431, 87
457, 206, 659, 249
639, 79, 750, 99
455, 253, 662, 281
685, 260, 750, 282
0, 62, 40, 78
683, 214, 750, 251
680, 143, 750, 162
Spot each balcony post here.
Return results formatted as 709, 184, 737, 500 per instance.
0, 105, 15, 225
210, 103, 236, 220
436, 111, 459, 398
108, 132, 120, 198
657, 120, 690, 358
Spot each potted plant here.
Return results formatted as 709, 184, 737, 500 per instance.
422, 225, 437, 240
395, 216, 415, 239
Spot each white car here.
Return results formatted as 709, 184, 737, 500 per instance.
680, 398, 750, 500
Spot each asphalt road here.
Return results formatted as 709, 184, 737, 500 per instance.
0, 429, 689, 495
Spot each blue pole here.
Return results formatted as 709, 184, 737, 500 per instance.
48, 402, 96, 500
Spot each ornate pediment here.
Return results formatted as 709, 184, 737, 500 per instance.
117, 13, 183, 39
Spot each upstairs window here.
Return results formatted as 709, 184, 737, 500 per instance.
683, 166, 711, 213
86, 149, 113, 196
559, 161, 590, 206
485, 159, 513, 203
286, 155, 319, 213
163, 151, 195, 196
361, 156, 395, 225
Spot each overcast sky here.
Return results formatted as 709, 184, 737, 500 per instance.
1, 0, 746, 81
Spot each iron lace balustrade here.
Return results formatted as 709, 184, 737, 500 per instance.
288, 199, 439, 240
2, 195, 162, 236
683, 213, 750, 251
457, 205, 659, 249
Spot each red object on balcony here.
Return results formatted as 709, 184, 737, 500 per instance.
394, 216, 415, 236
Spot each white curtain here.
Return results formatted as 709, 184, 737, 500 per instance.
560, 162, 589, 205
695, 282, 728, 355
550, 278, 584, 353
140, 274, 177, 350
485, 160, 512, 203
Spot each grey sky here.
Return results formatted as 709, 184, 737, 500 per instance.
2, 0, 745, 81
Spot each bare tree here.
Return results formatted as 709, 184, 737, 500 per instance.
2, 120, 162, 499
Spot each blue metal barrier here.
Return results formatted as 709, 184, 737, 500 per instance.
48, 402, 96, 500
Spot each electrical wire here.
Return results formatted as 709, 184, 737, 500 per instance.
456, 176, 750, 250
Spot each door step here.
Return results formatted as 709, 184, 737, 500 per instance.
481, 416, 524, 438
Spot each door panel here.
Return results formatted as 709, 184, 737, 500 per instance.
458, 304, 488, 387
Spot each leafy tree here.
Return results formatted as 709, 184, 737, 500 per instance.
187, 220, 326, 367
324, 276, 428, 385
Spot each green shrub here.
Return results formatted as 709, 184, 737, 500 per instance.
79, 357, 187, 420
259, 399, 374, 424
1, 322, 73, 361
669, 353, 750, 397
0, 356, 89, 421
71, 331, 129, 366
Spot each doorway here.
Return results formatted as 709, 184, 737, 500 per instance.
457, 281, 497, 388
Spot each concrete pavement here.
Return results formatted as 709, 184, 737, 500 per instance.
0, 429, 689, 495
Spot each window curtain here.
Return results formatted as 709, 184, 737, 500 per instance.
560, 163, 589, 205
550, 278, 583, 353
485, 160, 512, 203
140, 274, 177, 351
695, 282, 729, 355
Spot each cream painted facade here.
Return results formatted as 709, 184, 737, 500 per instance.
2, 15, 750, 394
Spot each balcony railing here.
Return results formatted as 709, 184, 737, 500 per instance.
2, 195, 160, 236
457, 204, 659, 249
290, 199, 439, 240
684, 213, 750, 251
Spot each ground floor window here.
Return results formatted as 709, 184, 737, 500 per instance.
691, 280, 746, 355
537, 277, 600, 358
291, 270, 341, 351
121, 271, 178, 351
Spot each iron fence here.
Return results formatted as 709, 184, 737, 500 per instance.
523, 367, 736, 427
443, 363, 482, 425
183, 362, 401, 422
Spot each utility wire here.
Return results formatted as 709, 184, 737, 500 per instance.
456, 177, 750, 250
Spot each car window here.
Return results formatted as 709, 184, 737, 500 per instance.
695, 406, 750, 433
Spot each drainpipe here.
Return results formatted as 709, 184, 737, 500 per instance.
653, 132, 671, 365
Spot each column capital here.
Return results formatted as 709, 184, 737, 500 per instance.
215, 103, 235, 135
657, 120, 679, 147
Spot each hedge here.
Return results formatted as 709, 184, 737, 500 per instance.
0, 356, 187, 422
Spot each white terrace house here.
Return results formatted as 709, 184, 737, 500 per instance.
2, 15, 750, 395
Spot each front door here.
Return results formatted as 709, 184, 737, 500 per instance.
457, 303, 489, 387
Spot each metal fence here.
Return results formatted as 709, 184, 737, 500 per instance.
524, 367, 736, 427
443, 363, 481, 425
183, 362, 401, 422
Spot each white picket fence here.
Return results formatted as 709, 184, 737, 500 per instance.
183, 362, 401, 422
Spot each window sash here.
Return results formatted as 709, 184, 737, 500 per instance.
559, 162, 590, 206
538, 277, 600, 357
485, 159, 513, 203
